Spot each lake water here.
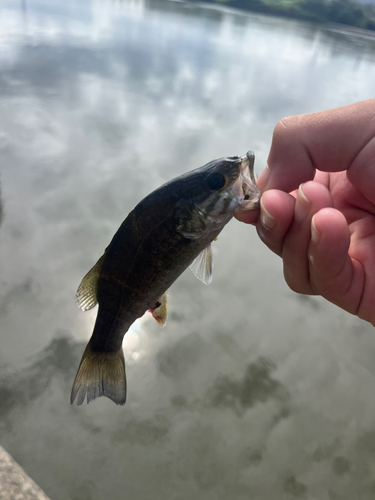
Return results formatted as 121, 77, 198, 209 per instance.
1, 1, 375, 498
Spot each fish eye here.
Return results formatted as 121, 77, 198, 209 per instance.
206, 173, 227, 191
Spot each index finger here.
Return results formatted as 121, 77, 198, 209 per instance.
258, 99, 375, 194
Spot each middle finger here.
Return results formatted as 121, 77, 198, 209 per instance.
282, 181, 333, 294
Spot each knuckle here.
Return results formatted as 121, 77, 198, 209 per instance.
283, 264, 314, 295
273, 116, 298, 140
283, 272, 301, 294
256, 225, 283, 257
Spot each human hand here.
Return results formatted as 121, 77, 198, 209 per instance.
237, 100, 375, 326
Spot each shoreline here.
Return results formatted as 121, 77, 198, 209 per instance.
0, 445, 51, 500
181, 0, 375, 32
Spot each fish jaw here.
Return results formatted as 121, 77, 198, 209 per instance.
232, 150, 261, 213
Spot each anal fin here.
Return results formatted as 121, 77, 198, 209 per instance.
149, 291, 168, 327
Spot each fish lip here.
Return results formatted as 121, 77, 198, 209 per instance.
245, 150, 257, 185
232, 150, 261, 213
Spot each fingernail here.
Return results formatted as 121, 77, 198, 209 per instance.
294, 184, 311, 221
311, 215, 320, 244
260, 197, 276, 229
256, 224, 268, 243
308, 252, 315, 266
257, 165, 270, 192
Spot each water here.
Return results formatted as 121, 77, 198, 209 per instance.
1, 1, 375, 498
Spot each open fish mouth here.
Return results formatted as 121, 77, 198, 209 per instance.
233, 150, 261, 213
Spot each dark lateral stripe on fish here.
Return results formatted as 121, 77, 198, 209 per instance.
205, 198, 221, 215
220, 196, 233, 214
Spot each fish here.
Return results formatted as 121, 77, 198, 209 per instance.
71, 151, 260, 406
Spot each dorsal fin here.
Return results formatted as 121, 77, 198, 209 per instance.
75, 255, 105, 311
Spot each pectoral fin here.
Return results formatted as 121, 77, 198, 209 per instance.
149, 291, 168, 327
76, 255, 105, 311
190, 245, 213, 285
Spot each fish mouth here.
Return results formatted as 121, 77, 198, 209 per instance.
233, 150, 261, 213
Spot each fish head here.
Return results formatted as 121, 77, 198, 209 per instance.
175, 151, 260, 239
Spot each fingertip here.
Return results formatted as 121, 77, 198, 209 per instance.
257, 165, 270, 192
308, 208, 351, 294
310, 208, 349, 242
261, 190, 295, 224
260, 197, 276, 230
256, 190, 296, 256
234, 208, 259, 225
278, 185, 334, 295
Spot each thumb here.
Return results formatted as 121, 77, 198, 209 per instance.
260, 100, 375, 194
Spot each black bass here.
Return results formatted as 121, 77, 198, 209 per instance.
71, 151, 260, 406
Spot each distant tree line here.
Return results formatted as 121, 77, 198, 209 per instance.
187, 0, 375, 31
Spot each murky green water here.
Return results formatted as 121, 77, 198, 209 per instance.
1, 1, 375, 498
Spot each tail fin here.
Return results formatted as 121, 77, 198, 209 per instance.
70, 342, 126, 406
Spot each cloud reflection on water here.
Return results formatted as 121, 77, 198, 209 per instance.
1, 0, 375, 499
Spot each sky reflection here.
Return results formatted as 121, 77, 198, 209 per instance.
1, 1, 375, 499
